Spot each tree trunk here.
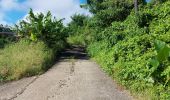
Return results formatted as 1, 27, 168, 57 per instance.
134, 0, 138, 15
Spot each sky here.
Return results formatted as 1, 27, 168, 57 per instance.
0, 0, 151, 25
146, 0, 151, 2
0, 0, 90, 25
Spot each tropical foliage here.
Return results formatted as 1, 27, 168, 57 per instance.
67, 14, 90, 46
15, 9, 67, 52
0, 0, 170, 99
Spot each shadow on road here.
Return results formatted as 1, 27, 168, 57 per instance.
59, 46, 89, 60
43, 45, 88, 71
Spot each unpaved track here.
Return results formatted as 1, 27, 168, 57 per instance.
0, 47, 133, 100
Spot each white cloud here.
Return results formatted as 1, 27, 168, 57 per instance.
0, 0, 19, 11
0, 0, 90, 25
0, 12, 8, 24
23, 0, 90, 24
0, 0, 19, 24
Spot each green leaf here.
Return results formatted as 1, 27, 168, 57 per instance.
154, 40, 166, 52
30, 33, 37, 41
157, 45, 170, 62
154, 40, 170, 62
149, 59, 160, 77
150, 59, 160, 68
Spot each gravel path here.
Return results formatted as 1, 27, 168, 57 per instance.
0, 47, 133, 100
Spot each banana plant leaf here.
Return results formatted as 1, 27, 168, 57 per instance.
154, 40, 170, 62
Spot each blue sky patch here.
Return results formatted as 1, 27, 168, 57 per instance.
4, 10, 26, 24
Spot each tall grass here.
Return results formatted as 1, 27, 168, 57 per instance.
0, 39, 54, 82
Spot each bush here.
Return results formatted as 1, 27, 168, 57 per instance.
0, 39, 54, 82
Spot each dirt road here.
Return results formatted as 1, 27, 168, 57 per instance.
0, 47, 133, 100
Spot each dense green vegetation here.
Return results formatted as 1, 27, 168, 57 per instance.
0, 9, 67, 82
67, 0, 170, 99
0, 0, 170, 99
15, 9, 67, 52
67, 14, 90, 46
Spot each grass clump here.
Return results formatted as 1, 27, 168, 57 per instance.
0, 39, 54, 82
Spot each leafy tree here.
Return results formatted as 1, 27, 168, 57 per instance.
84, 0, 134, 27
68, 14, 89, 35
69, 14, 89, 26
15, 9, 67, 51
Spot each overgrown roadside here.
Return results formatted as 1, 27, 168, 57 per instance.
0, 9, 67, 82
66, 1, 170, 99
0, 47, 133, 100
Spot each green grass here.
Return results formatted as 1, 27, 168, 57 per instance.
0, 39, 54, 82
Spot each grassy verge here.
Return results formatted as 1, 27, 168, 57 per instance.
0, 39, 55, 82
